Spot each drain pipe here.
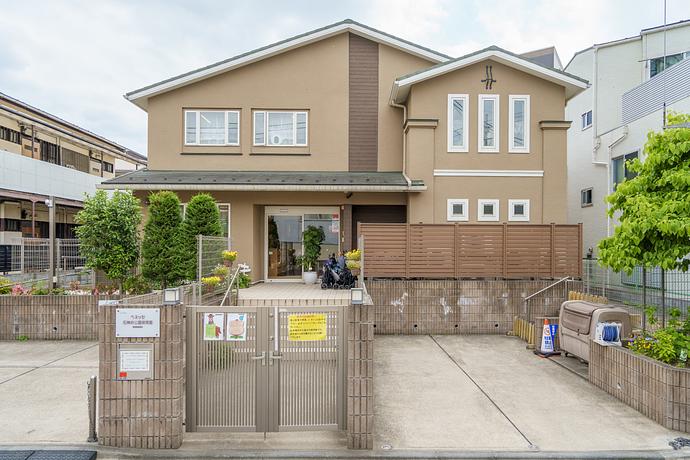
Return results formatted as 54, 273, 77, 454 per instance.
390, 100, 412, 187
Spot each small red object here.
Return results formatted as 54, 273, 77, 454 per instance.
119, 371, 128, 378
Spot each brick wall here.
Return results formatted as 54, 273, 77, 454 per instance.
98, 303, 185, 448
589, 341, 690, 433
0, 295, 115, 340
347, 304, 373, 449
367, 279, 576, 335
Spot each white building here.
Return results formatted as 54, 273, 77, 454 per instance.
565, 20, 690, 257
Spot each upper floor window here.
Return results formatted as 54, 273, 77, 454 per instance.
478, 95, 499, 152
581, 110, 592, 130
253, 111, 308, 147
185, 110, 240, 146
581, 188, 593, 207
649, 52, 688, 78
0, 125, 21, 144
508, 199, 530, 222
509, 95, 530, 153
612, 151, 638, 189
103, 161, 114, 173
447, 94, 469, 152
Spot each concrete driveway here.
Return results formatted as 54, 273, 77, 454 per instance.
0, 341, 97, 444
375, 335, 682, 454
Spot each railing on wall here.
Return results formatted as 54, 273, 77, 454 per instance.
358, 223, 582, 279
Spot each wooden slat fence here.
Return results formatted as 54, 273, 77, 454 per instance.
359, 223, 582, 279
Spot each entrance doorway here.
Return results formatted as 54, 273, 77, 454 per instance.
265, 206, 340, 281
186, 305, 346, 432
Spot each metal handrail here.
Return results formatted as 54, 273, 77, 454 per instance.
524, 276, 572, 323
220, 265, 242, 307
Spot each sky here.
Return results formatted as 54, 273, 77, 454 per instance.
0, 0, 688, 156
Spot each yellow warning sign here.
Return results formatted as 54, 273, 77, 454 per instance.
288, 314, 327, 341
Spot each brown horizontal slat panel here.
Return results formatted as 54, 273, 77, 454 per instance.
360, 223, 581, 279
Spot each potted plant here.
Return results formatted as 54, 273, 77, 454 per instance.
222, 250, 238, 268
298, 225, 325, 284
345, 249, 361, 275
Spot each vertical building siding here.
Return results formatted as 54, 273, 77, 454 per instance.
349, 34, 379, 171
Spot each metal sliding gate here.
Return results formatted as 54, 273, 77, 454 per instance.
186, 305, 346, 432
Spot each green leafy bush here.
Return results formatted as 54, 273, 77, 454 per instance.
0, 276, 11, 295
178, 193, 222, 280
628, 307, 690, 366
123, 275, 153, 295
141, 191, 184, 288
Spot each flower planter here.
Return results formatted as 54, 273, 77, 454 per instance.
303, 271, 318, 285
589, 341, 690, 432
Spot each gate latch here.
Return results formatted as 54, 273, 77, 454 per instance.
269, 351, 282, 365
251, 351, 266, 366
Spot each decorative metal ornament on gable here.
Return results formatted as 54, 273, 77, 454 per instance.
481, 65, 497, 90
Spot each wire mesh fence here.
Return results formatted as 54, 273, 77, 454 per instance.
582, 259, 690, 329
197, 235, 232, 304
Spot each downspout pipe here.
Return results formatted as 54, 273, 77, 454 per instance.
389, 99, 412, 187
591, 46, 607, 167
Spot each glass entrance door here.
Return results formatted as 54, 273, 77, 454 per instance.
265, 207, 340, 281
267, 214, 303, 279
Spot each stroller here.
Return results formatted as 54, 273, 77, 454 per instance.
321, 254, 356, 289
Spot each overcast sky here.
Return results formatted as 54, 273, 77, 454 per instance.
0, 0, 687, 156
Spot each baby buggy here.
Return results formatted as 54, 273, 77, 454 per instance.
321, 254, 356, 289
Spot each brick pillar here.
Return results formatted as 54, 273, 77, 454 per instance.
347, 303, 374, 449
98, 303, 184, 449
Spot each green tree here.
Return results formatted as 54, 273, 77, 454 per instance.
75, 190, 142, 291
599, 112, 690, 273
179, 193, 222, 280
141, 191, 183, 288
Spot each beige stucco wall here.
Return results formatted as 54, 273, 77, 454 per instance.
147, 33, 350, 171
377, 45, 435, 172
404, 59, 569, 224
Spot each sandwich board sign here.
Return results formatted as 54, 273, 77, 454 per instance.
116, 308, 160, 338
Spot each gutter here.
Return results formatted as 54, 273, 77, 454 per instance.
96, 183, 426, 192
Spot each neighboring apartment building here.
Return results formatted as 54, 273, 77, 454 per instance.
566, 20, 690, 257
0, 91, 146, 243
101, 19, 586, 281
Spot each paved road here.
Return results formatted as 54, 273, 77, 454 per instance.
0, 341, 98, 444
374, 335, 682, 453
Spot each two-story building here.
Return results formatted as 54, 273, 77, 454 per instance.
0, 91, 146, 244
102, 19, 587, 281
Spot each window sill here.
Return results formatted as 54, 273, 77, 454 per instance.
581, 203, 593, 208
249, 152, 311, 156
180, 152, 243, 156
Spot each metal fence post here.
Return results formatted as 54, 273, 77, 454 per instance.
87, 375, 97, 442
661, 269, 666, 328
642, 267, 647, 333
197, 234, 203, 301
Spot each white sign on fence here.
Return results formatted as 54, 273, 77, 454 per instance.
115, 308, 160, 338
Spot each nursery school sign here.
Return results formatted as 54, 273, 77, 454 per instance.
288, 313, 327, 341
115, 308, 160, 338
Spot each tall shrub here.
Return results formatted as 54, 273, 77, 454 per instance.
599, 112, 690, 272
142, 191, 183, 288
179, 193, 222, 280
75, 190, 142, 291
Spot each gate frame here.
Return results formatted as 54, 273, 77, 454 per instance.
185, 304, 347, 433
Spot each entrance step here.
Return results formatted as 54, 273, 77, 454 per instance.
238, 283, 350, 307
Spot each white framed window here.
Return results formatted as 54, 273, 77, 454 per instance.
446, 199, 469, 221
581, 188, 593, 207
184, 110, 240, 145
509, 95, 530, 153
581, 110, 592, 130
477, 199, 499, 221
508, 199, 530, 222
253, 110, 308, 146
447, 94, 469, 152
478, 94, 499, 152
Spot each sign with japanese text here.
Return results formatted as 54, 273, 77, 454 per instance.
115, 308, 160, 338
288, 313, 327, 341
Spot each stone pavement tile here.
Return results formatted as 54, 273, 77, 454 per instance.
434, 335, 681, 452
0, 367, 95, 443
374, 335, 528, 450
0, 342, 97, 368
